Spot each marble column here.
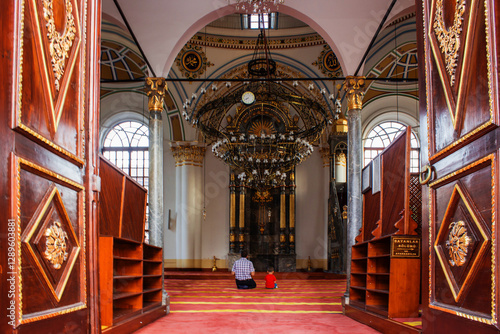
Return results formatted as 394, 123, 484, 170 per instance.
171, 142, 206, 268
343, 76, 365, 300
145, 77, 167, 307
145, 77, 166, 247
320, 145, 331, 271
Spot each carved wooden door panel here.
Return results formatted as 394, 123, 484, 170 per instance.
0, 0, 100, 333
420, 0, 500, 332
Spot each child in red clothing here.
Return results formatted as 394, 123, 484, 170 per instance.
265, 267, 278, 289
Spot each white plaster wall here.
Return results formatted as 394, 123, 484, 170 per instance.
201, 152, 230, 264
163, 142, 178, 263
295, 150, 328, 269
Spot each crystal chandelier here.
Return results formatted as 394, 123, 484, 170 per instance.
212, 130, 314, 189
230, 0, 285, 13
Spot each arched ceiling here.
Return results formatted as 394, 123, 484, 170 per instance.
102, 0, 415, 76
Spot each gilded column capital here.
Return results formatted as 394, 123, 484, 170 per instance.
343, 76, 366, 111
145, 77, 167, 114
170, 142, 206, 167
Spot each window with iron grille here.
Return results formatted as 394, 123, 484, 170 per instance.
363, 121, 420, 173
102, 121, 150, 242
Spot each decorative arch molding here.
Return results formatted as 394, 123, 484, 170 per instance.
99, 110, 149, 151
361, 94, 419, 144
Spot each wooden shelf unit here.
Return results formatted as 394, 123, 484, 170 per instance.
349, 235, 420, 318
99, 236, 165, 332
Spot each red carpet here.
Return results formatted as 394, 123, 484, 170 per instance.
135, 274, 380, 334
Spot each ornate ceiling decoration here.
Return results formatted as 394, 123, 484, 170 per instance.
175, 43, 213, 79
312, 45, 342, 78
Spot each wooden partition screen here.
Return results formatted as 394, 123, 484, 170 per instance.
98, 155, 166, 333
358, 127, 419, 243
99, 156, 147, 243
348, 126, 421, 323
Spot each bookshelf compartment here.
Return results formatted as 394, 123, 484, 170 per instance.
350, 273, 367, 288
368, 238, 391, 257
143, 261, 162, 276
351, 258, 367, 273
143, 244, 163, 261
367, 257, 390, 274
352, 243, 368, 258
113, 276, 142, 295
144, 276, 162, 290
367, 274, 389, 291
143, 289, 162, 309
113, 239, 142, 259
350, 286, 367, 304
114, 259, 142, 276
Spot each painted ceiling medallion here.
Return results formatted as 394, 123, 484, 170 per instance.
42, 0, 77, 91
312, 45, 342, 78
175, 44, 213, 79
433, 0, 466, 86
445, 220, 471, 266
45, 221, 69, 269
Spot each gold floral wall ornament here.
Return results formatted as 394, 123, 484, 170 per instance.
445, 220, 471, 266
312, 45, 342, 78
45, 221, 69, 269
252, 190, 273, 202
433, 0, 466, 86
42, 0, 78, 91
175, 44, 214, 79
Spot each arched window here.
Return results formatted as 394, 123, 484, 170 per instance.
364, 121, 420, 173
102, 121, 149, 188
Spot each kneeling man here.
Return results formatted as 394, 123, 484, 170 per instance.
231, 250, 256, 289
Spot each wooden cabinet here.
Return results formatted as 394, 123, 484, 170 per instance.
99, 237, 165, 333
349, 235, 420, 318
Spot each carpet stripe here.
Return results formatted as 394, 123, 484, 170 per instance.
171, 295, 341, 299
171, 301, 341, 305
170, 309, 342, 314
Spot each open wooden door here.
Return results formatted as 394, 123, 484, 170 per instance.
0, 0, 101, 333
420, 0, 500, 332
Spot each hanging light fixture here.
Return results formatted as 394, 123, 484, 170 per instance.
183, 15, 333, 190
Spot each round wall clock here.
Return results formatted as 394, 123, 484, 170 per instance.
242, 91, 255, 105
